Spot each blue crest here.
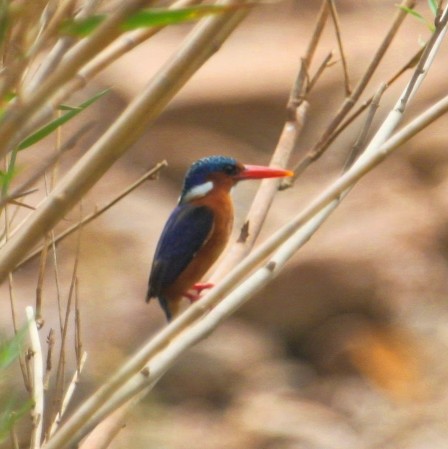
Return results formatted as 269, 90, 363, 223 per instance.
180, 155, 238, 200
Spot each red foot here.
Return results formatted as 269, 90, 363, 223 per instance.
184, 282, 214, 303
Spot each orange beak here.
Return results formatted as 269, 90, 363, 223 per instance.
235, 164, 294, 180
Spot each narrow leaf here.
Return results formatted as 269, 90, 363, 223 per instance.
0, 330, 25, 370
61, 5, 246, 37
122, 5, 241, 30
18, 89, 108, 151
428, 0, 438, 16
398, 5, 435, 31
0, 398, 32, 442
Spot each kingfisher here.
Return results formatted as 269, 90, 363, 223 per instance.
146, 155, 293, 321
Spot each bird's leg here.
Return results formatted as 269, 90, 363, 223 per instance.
184, 282, 214, 303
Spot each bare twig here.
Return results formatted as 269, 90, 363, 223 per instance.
75, 278, 83, 369
25, 0, 102, 94
17, 160, 168, 269
42, 8, 448, 443
44, 329, 55, 389
306, 50, 334, 93
13, 0, 201, 158
68, 91, 448, 445
211, 0, 328, 279
284, 0, 416, 184
399, 7, 448, 112
26, 306, 44, 449
291, 0, 329, 102
0, 122, 95, 215
47, 351, 87, 439
327, 0, 351, 95
0, 1, 252, 283
324, 46, 425, 149
35, 235, 50, 328
343, 83, 388, 171
0, 0, 158, 157
48, 206, 83, 437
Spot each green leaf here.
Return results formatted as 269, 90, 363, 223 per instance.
122, 5, 240, 30
0, 398, 31, 443
61, 15, 103, 36
428, 0, 438, 16
0, 164, 18, 193
18, 88, 108, 151
0, 330, 25, 371
398, 5, 435, 31
0, 331, 31, 443
61, 5, 245, 37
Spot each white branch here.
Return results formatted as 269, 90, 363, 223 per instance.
49, 90, 448, 447
42, 5, 448, 448
26, 306, 44, 449
47, 351, 88, 438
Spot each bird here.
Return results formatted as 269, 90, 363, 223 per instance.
146, 155, 293, 321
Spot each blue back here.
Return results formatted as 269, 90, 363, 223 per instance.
148, 203, 214, 298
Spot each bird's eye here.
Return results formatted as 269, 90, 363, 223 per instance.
223, 164, 237, 175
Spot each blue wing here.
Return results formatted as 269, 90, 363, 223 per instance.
147, 203, 214, 299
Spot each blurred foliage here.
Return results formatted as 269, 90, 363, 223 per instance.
18, 88, 109, 151
0, 331, 30, 444
60, 5, 246, 37
399, 0, 439, 31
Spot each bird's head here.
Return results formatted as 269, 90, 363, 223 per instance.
180, 155, 293, 203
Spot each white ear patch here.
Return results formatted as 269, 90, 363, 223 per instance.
183, 181, 214, 202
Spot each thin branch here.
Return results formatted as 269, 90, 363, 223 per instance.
26, 306, 44, 449
0, 0, 158, 158
35, 235, 50, 328
66, 91, 448, 446
75, 278, 83, 369
306, 50, 334, 93
324, 46, 425, 149
42, 9, 448, 442
0, 122, 95, 214
284, 0, 416, 184
0, 0, 252, 282
48, 205, 83, 437
79, 392, 145, 449
47, 351, 87, 439
211, 101, 308, 281
211, 0, 328, 279
290, 0, 329, 103
327, 0, 351, 95
24, 0, 102, 94
44, 328, 55, 390
343, 82, 388, 171
9, 0, 202, 160
17, 160, 168, 269
399, 6, 448, 112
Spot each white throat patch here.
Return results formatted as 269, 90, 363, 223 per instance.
183, 181, 214, 202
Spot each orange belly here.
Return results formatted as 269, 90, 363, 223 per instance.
163, 189, 233, 314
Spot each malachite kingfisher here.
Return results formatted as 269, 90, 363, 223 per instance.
146, 155, 293, 321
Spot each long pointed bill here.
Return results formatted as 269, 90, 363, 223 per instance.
235, 164, 294, 180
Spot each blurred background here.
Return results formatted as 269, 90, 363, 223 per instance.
3, 0, 448, 448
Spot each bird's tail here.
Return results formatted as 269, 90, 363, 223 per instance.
146, 291, 172, 322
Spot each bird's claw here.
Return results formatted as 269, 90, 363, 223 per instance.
184, 282, 214, 303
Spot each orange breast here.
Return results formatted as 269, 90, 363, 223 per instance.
163, 187, 234, 307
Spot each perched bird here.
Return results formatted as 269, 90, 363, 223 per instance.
146, 155, 293, 321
